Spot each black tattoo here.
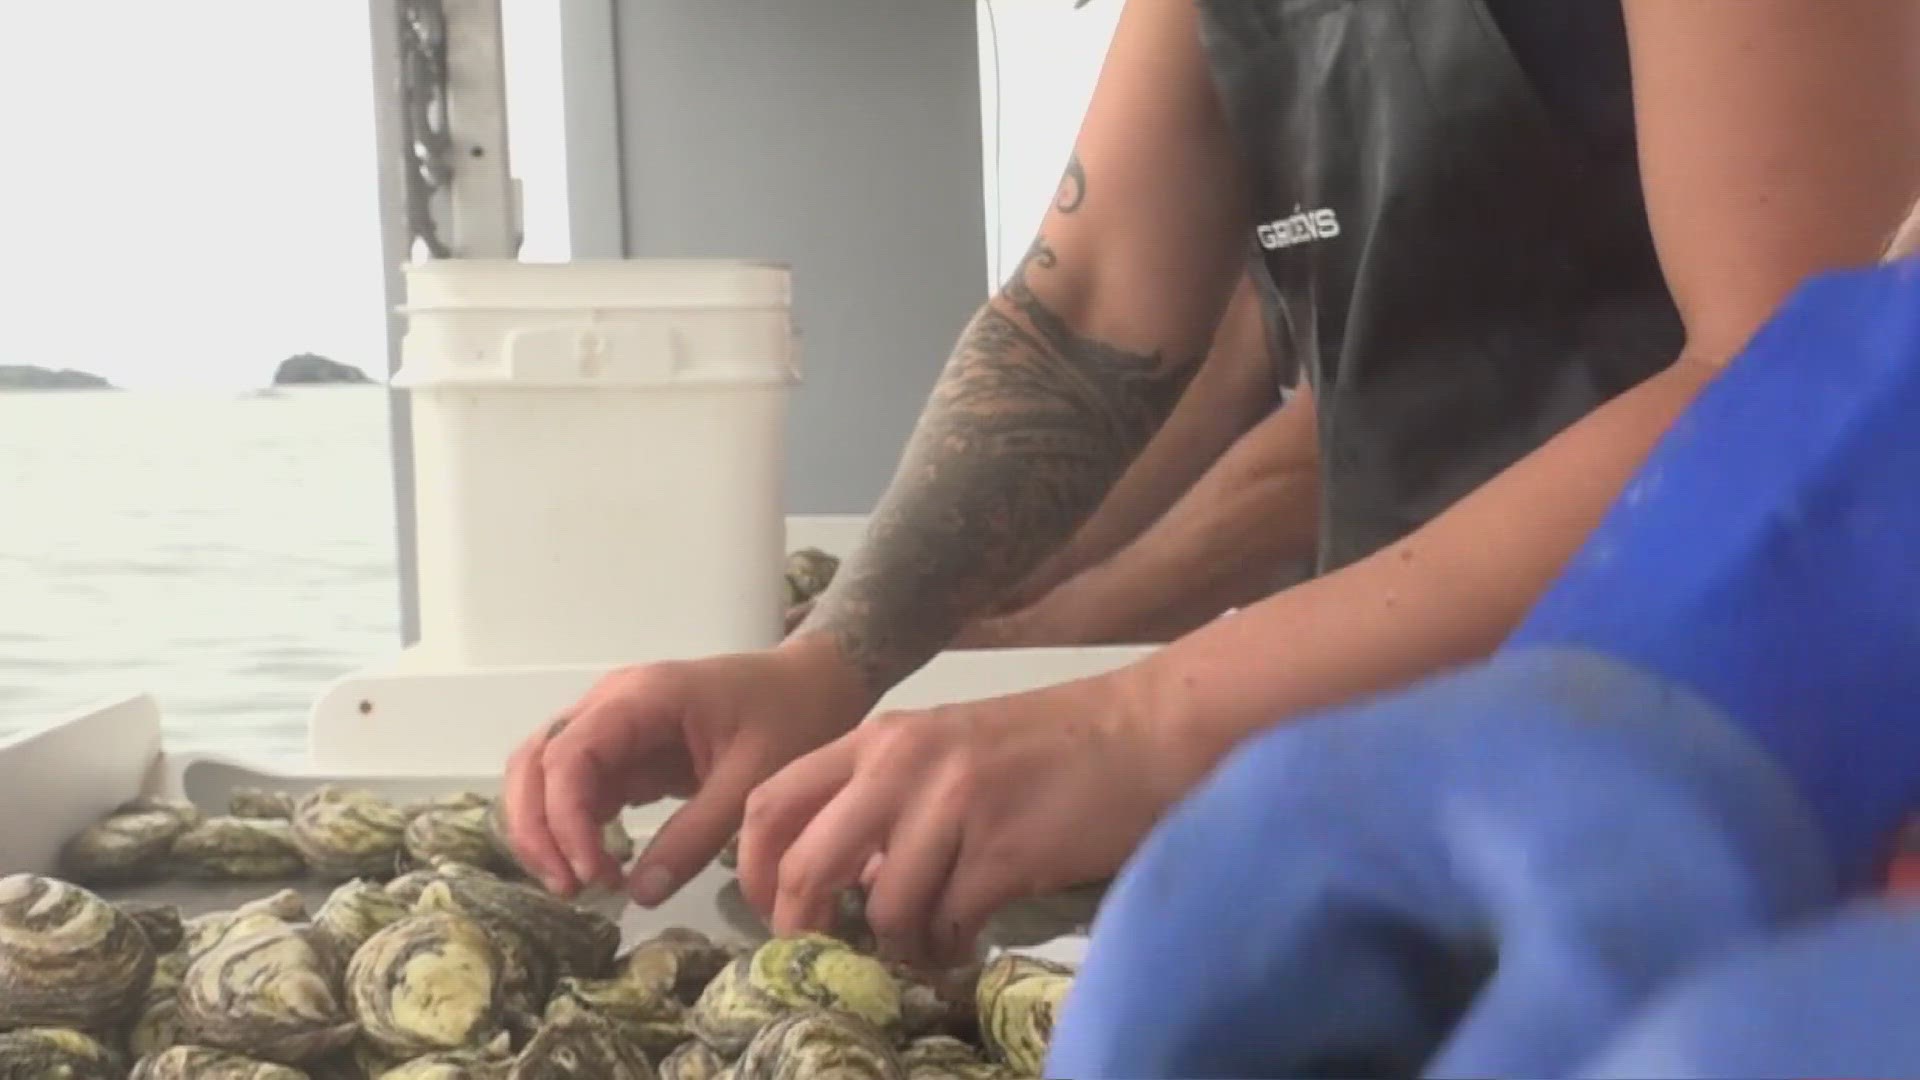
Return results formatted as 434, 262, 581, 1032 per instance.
1055, 154, 1087, 214
799, 226, 1192, 695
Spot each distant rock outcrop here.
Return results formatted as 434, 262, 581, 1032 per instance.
272, 353, 373, 386
0, 364, 115, 391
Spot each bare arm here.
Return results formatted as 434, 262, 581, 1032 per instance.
981, 385, 1319, 645
993, 270, 1281, 614
789, 0, 1253, 699
1127, 0, 1920, 777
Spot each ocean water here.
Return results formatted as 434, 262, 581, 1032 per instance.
0, 389, 401, 758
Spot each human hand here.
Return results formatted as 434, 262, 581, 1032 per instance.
782, 599, 813, 636
1575, 903, 1920, 1078
736, 669, 1190, 970
1048, 651, 1837, 1078
501, 640, 868, 905
1052, 259, 1920, 1077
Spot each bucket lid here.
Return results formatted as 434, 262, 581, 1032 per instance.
400, 258, 791, 312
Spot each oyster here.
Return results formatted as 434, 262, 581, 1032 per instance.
544, 976, 690, 1062
0, 874, 153, 1032
657, 1040, 729, 1080
292, 787, 409, 881
508, 1009, 656, 1080
130, 1045, 309, 1080
346, 912, 504, 1057
170, 816, 308, 880
901, 1036, 1011, 1080
481, 802, 633, 879
375, 1033, 513, 1079
386, 869, 444, 907
890, 961, 979, 1044
974, 956, 1071, 1077
118, 795, 205, 828
0, 1027, 123, 1080
687, 934, 900, 1057
120, 900, 187, 954
414, 871, 619, 983
129, 947, 192, 1057
182, 889, 310, 958
784, 548, 841, 606
313, 879, 409, 961
716, 836, 739, 872
231, 788, 299, 820
59, 807, 193, 886
178, 919, 357, 1065
733, 1009, 902, 1080
402, 791, 494, 820
618, 927, 732, 1006
401, 806, 505, 873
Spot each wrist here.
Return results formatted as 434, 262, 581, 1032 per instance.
1113, 650, 1234, 799
772, 631, 882, 727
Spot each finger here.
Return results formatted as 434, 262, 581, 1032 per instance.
541, 713, 630, 889
927, 839, 1023, 969
863, 784, 963, 968
771, 772, 907, 939
503, 718, 577, 896
738, 741, 856, 918
629, 746, 765, 908
783, 599, 814, 635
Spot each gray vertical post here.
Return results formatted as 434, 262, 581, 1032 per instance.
560, 0, 628, 257
367, 0, 423, 645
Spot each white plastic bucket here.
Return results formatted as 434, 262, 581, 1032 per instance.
394, 259, 797, 669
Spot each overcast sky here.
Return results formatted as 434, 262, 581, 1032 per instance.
0, 2, 1118, 391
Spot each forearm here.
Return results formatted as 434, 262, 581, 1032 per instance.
1002, 401, 1320, 645
793, 243, 1195, 696
1137, 356, 1718, 777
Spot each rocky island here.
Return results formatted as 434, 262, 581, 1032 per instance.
272, 353, 374, 386
0, 365, 115, 391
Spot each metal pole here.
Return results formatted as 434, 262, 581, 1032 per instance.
370, 0, 521, 646
367, 0, 422, 646
559, 0, 628, 257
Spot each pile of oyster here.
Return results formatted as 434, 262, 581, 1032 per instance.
7, 789, 1076, 1079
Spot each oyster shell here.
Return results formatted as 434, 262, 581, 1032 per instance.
617, 927, 732, 1007
118, 795, 205, 828
889, 961, 979, 1044
732, 1009, 902, 1080
656, 1040, 729, 1080
481, 802, 633, 879
901, 1035, 1012, 1080
402, 791, 494, 820
120, 900, 187, 954
508, 1009, 656, 1080
374, 1032, 513, 1079
171, 816, 308, 880
130, 1045, 309, 1080
401, 806, 506, 873
230, 789, 298, 820
0, 1027, 124, 1080
414, 871, 619, 983
687, 934, 900, 1057
784, 548, 841, 606
715, 836, 739, 873
385, 868, 444, 907
292, 787, 409, 881
544, 976, 690, 1062
59, 808, 193, 886
313, 879, 409, 962
182, 889, 310, 958
0, 874, 154, 1032
129, 946, 192, 1057
346, 912, 504, 1057
178, 919, 357, 1065
974, 957, 1071, 1077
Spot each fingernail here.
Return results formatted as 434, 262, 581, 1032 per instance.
632, 864, 674, 908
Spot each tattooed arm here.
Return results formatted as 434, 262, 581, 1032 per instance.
789, 0, 1253, 698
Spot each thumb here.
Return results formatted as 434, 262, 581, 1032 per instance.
627, 748, 763, 908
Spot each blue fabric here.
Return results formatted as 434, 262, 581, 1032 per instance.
1050, 261, 1920, 1077
1576, 904, 1920, 1078
1510, 259, 1920, 888
1047, 652, 1833, 1079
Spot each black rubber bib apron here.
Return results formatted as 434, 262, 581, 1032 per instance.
1200, 0, 1684, 572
